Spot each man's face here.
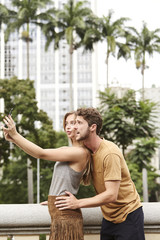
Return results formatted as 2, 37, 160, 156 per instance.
74, 116, 90, 141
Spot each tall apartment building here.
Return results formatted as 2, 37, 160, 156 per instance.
0, 0, 99, 130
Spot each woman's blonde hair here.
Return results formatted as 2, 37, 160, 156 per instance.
80, 148, 92, 186
63, 111, 92, 185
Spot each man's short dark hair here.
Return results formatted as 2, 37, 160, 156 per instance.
76, 107, 102, 135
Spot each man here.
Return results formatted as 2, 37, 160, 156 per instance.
55, 107, 145, 240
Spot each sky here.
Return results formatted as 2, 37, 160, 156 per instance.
95, 0, 160, 90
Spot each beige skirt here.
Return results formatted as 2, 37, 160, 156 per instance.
48, 195, 84, 240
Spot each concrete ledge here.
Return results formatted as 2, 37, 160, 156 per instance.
0, 203, 160, 235
142, 202, 160, 233
142, 202, 160, 224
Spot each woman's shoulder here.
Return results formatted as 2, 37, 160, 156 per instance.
81, 146, 92, 160
59, 145, 86, 154
59, 145, 90, 160
72, 146, 91, 159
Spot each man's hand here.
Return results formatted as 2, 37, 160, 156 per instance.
55, 191, 79, 210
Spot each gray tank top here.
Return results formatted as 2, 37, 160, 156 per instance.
49, 161, 84, 196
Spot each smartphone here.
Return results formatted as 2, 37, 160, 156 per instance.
4, 108, 13, 127
8, 108, 13, 116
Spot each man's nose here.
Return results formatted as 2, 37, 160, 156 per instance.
74, 123, 78, 129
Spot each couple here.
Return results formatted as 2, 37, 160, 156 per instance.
3, 107, 145, 240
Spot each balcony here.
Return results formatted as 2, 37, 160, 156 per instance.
0, 202, 160, 240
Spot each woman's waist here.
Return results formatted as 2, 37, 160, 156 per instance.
48, 195, 82, 218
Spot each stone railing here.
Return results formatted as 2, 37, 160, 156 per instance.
0, 202, 160, 239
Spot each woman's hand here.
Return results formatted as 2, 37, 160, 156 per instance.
40, 201, 48, 205
3, 129, 15, 143
2, 115, 17, 140
2, 115, 44, 160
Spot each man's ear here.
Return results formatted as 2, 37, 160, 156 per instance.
90, 124, 97, 132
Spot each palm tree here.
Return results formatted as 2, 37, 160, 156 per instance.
38, 7, 58, 51
82, 14, 102, 51
126, 22, 160, 100
4, 0, 53, 79
99, 10, 130, 88
0, 4, 15, 27
43, 0, 94, 111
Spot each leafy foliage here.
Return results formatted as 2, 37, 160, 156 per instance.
99, 88, 158, 155
0, 152, 28, 203
55, 0, 94, 50
0, 77, 68, 203
127, 137, 158, 170
77, 184, 96, 199
0, 3, 15, 26
98, 10, 130, 87
4, 0, 53, 42
126, 138, 160, 201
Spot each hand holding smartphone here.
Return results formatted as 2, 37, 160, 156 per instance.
4, 108, 13, 128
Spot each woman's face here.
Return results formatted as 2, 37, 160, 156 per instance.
65, 114, 76, 139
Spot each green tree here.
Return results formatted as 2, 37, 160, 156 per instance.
126, 22, 160, 99
43, 0, 94, 110
3, 0, 53, 79
128, 138, 158, 170
81, 14, 101, 51
99, 10, 130, 87
99, 89, 157, 155
0, 77, 68, 203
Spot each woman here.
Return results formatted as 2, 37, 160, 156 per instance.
3, 111, 91, 240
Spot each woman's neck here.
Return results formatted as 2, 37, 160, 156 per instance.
70, 138, 81, 147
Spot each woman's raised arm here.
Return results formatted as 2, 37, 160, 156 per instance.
2, 115, 85, 163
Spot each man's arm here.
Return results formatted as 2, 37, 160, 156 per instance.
55, 180, 120, 210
